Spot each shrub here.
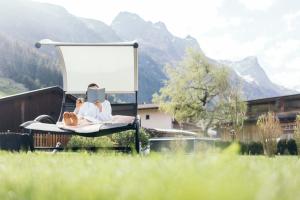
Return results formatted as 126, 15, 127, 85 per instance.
238, 141, 263, 155
247, 142, 264, 155
212, 141, 264, 155
66, 136, 115, 148
287, 139, 298, 155
294, 115, 300, 155
214, 141, 232, 149
239, 142, 248, 154
66, 129, 149, 152
277, 139, 287, 155
257, 112, 282, 157
201, 139, 299, 156
111, 128, 149, 148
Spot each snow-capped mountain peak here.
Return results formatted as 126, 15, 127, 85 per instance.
220, 56, 296, 99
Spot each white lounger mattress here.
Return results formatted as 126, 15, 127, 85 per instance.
23, 115, 136, 134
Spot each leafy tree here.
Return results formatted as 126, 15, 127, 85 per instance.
153, 49, 246, 136
217, 82, 247, 140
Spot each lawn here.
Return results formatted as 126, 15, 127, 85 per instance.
0, 145, 300, 200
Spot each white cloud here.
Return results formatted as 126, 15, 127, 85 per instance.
199, 34, 268, 61
227, 17, 242, 26
283, 10, 300, 32
262, 39, 300, 69
271, 70, 300, 90
238, 0, 274, 11
261, 39, 300, 88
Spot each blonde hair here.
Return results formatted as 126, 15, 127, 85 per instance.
76, 98, 84, 104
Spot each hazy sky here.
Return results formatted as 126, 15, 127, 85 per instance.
34, 0, 300, 90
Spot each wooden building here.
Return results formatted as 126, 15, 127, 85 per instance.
221, 94, 300, 141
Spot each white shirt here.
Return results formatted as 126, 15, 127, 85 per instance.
76, 100, 112, 122
99, 100, 113, 121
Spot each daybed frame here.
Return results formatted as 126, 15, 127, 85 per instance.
20, 40, 141, 153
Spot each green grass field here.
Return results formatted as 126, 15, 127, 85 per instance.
0, 145, 299, 200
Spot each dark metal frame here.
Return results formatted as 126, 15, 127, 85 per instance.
22, 90, 140, 153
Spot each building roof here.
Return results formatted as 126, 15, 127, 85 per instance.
138, 94, 300, 109
247, 93, 300, 104
138, 104, 159, 110
0, 86, 65, 103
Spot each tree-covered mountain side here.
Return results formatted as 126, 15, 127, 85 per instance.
0, 33, 62, 93
0, 0, 296, 102
0, 77, 27, 97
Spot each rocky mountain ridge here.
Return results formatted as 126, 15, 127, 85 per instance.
0, 0, 296, 101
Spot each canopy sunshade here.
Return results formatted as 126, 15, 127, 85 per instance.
36, 39, 138, 93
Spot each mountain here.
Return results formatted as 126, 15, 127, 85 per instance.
220, 57, 295, 99
0, 77, 27, 97
111, 12, 202, 64
0, 0, 296, 102
80, 18, 122, 42
0, 0, 105, 44
0, 32, 62, 93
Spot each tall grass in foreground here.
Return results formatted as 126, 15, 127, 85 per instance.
0, 145, 300, 200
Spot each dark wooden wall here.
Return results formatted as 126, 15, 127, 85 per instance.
0, 87, 64, 132
0, 86, 137, 133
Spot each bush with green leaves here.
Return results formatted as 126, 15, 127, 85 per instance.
275, 139, 298, 155
214, 141, 232, 149
287, 139, 298, 155
67, 128, 149, 150
111, 128, 149, 148
66, 136, 115, 148
213, 141, 264, 155
277, 139, 288, 155
241, 142, 264, 155
294, 115, 300, 155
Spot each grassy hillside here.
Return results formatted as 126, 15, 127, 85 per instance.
0, 77, 27, 97
0, 91, 6, 97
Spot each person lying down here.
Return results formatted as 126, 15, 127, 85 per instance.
63, 83, 112, 126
